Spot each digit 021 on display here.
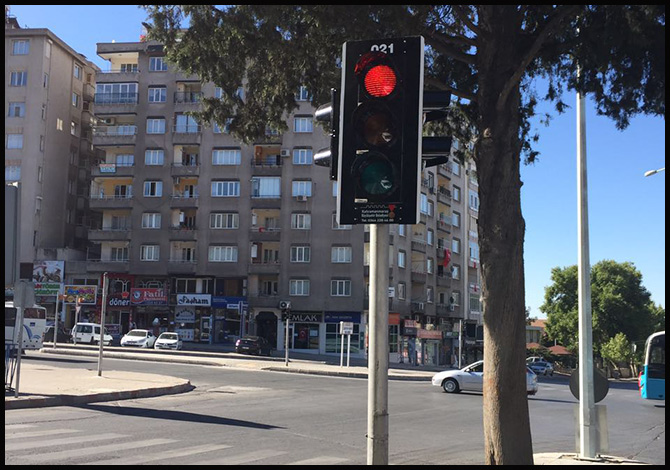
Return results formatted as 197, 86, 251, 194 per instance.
337, 36, 424, 225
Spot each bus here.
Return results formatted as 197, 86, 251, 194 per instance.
639, 331, 665, 400
4, 301, 47, 350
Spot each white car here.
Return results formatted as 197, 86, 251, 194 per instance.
431, 360, 539, 395
154, 332, 183, 350
120, 329, 156, 348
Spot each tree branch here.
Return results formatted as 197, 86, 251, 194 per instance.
425, 33, 476, 65
425, 76, 477, 103
496, 5, 581, 112
453, 5, 480, 37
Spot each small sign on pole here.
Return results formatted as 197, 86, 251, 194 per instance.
339, 321, 354, 367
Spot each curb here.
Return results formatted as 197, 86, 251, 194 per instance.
5, 381, 194, 410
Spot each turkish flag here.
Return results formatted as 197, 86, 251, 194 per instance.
443, 249, 451, 267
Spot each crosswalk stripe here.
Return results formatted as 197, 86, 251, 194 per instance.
6, 433, 125, 452
5, 429, 79, 440
20, 438, 177, 464
86, 443, 233, 466
288, 456, 350, 465
194, 449, 288, 465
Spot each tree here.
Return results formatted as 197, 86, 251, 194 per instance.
542, 260, 660, 354
141, 5, 665, 464
600, 332, 633, 375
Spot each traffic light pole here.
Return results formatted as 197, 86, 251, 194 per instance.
367, 224, 389, 465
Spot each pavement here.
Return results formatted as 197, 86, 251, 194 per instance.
5, 343, 651, 465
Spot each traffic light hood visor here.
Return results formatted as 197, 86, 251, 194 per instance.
355, 51, 397, 98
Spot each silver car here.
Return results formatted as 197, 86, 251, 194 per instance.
529, 361, 554, 376
431, 360, 539, 395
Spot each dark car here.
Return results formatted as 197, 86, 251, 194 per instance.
44, 326, 70, 343
235, 336, 272, 356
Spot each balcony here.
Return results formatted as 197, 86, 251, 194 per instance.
172, 124, 202, 144
250, 226, 281, 241
171, 162, 200, 177
174, 91, 203, 104
87, 258, 130, 273
89, 194, 134, 209
248, 260, 281, 275
92, 125, 137, 147
91, 163, 135, 177
88, 226, 132, 242
94, 93, 138, 113
169, 225, 198, 241
167, 259, 197, 274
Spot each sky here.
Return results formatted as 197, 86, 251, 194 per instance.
9, 5, 665, 318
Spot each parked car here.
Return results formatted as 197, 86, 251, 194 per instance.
529, 360, 554, 376
526, 356, 543, 364
120, 329, 156, 348
431, 360, 539, 395
154, 332, 183, 350
44, 325, 70, 343
235, 336, 272, 356
71, 322, 113, 345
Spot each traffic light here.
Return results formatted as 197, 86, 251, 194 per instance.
338, 36, 424, 225
314, 88, 340, 181
421, 90, 453, 169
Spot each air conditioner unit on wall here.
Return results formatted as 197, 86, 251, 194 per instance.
100, 117, 115, 125
296, 195, 308, 202
280, 149, 290, 157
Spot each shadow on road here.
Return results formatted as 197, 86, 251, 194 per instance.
80, 403, 285, 430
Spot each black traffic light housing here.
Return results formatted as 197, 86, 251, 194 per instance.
421, 90, 453, 168
314, 88, 340, 181
337, 36, 424, 225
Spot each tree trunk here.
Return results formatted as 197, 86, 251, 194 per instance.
475, 7, 533, 465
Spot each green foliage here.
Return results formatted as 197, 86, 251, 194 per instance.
600, 332, 633, 367
542, 260, 661, 355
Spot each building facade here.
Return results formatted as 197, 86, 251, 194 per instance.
5, 10, 99, 306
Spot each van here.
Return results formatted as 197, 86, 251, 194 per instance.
71, 323, 113, 345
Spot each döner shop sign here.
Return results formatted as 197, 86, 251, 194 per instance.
176, 293, 211, 306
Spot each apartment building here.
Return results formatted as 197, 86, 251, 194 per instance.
5, 10, 99, 298
87, 38, 482, 364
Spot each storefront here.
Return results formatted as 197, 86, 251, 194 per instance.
174, 293, 211, 342
211, 296, 248, 343
324, 311, 364, 357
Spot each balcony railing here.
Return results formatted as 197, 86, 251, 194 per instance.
94, 93, 139, 105
174, 91, 203, 104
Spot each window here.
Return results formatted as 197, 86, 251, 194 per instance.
10, 71, 27, 87
141, 213, 162, 229
72, 92, 80, 108
6, 134, 23, 149
8, 102, 25, 118
397, 282, 406, 300
294, 116, 313, 133
115, 154, 134, 167
212, 148, 241, 165
149, 57, 168, 71
252, 177, 280, 198
452, 238, 461, 254
145, 149, 164, 165
140, 245, 160, 261
398, 251, 406, 268
210, 213, 239, 229
148, 86, 167, 103
331, 246, 352, 263
332, 213, 352, 230
12, 40, 30, 55
74, 64, 82, 80
290, 246, 311, 263
289, 279, 310, 296
291, 213, 311, 230
469, 241, 480, 260
292, 148, 313, 165
427, 229, 434, 246
295, 86, 310, 101
331, 279, 351, 297
143, 180, 163, 197
453, 186, 461, 202
469, 189, 480, 211
209, 246, 238, 262
111, 247, 129, 261
292, 180, 312, 197
452, 211, 461, 228
147, 118, 166, 134
211, 181, 239, 197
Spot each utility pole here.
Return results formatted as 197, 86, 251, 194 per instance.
576, 67, 597, 459
97, 272, 109, 376
367, 224, 390, 465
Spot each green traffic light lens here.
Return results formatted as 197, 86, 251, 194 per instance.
357, 154, 397, 197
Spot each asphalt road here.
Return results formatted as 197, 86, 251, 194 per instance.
5, 354, 665, 465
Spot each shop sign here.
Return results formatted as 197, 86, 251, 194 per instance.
324, 312, 361, 323
175, 308, 196, 323
108, 297, 131, 307
34, 282, 61, 296
288, 312, 322, 323
99, 163, 116, 173
176, 328, 194, 341
63, 285, 97, 304
417, 329, 443, 340
177, 293, 211, 306
131, 288, 168, 305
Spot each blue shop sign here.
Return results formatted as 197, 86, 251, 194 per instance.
324, 312, 361, 323
211, 296, 247, 309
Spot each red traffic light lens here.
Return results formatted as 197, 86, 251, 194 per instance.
364, 65, 397, 97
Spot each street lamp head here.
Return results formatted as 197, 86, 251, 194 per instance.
644, 167, 665, 177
